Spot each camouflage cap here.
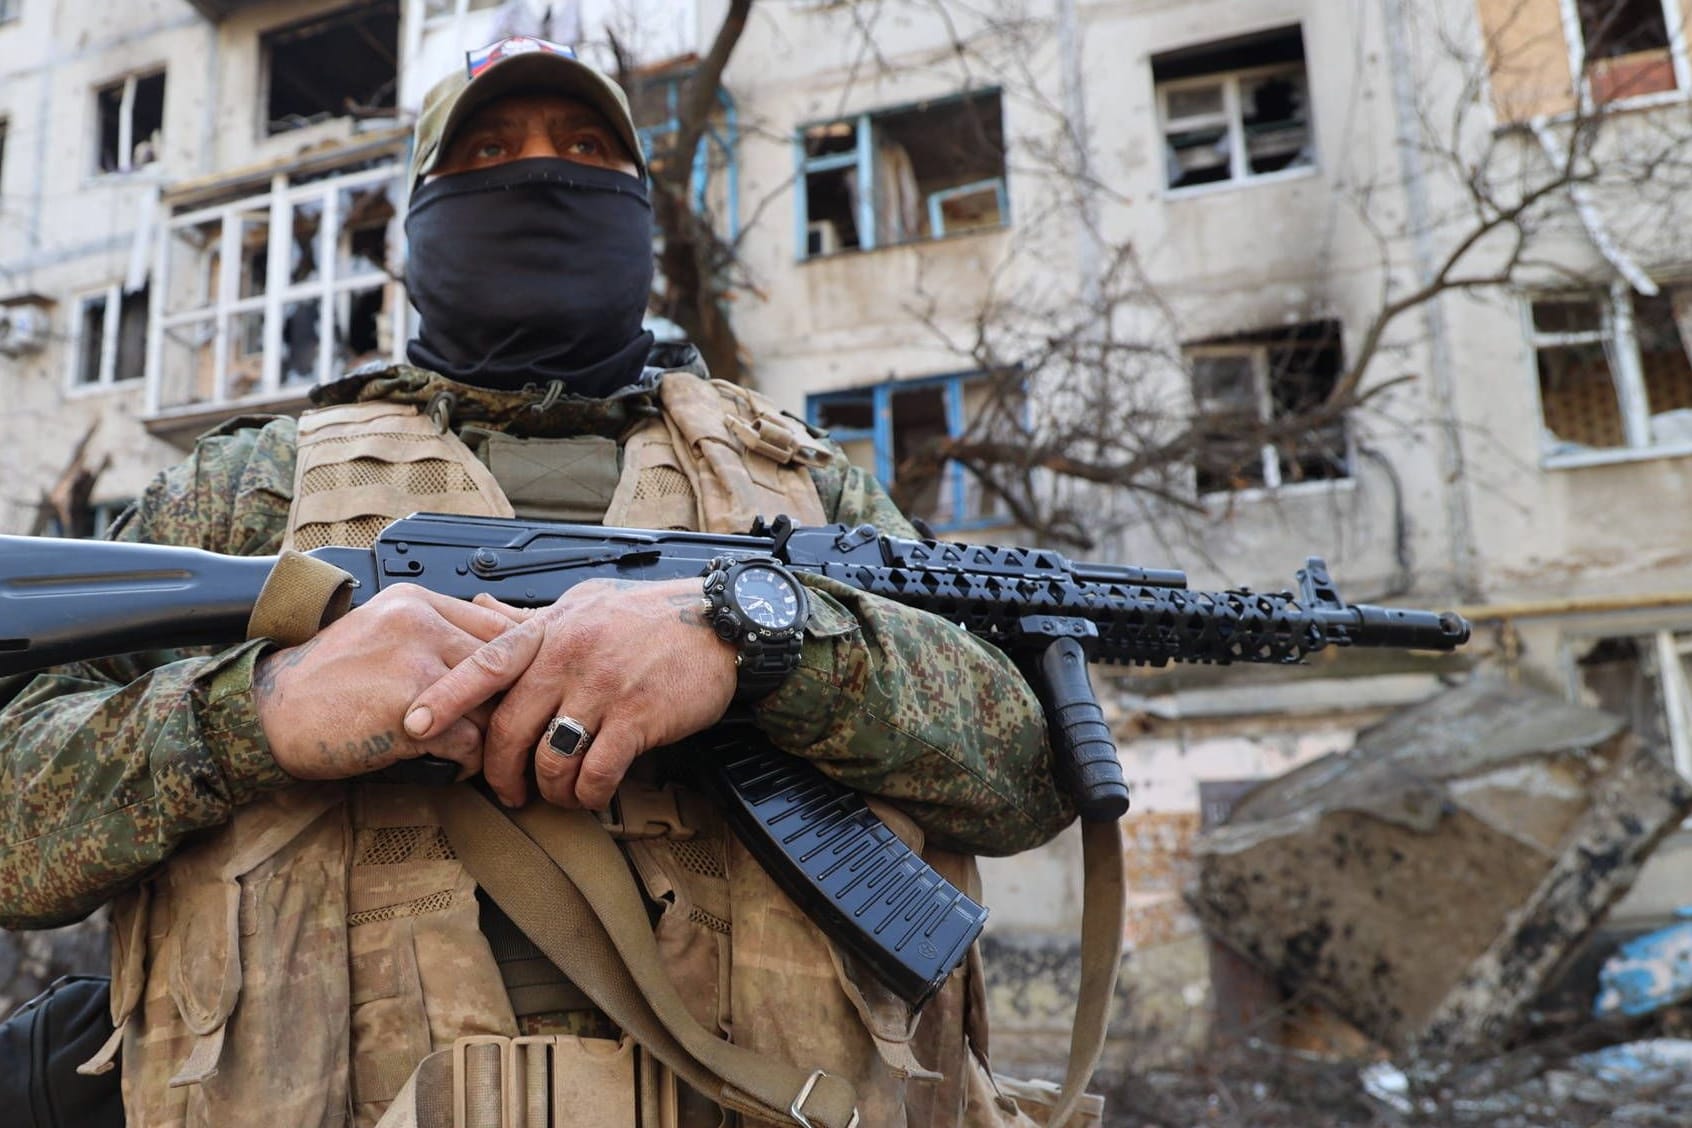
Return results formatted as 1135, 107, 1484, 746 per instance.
409, 36, 646, 186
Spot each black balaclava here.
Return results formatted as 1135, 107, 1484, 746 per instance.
405, 157, 657, 397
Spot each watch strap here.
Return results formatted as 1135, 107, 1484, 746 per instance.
735, 631, 803, 702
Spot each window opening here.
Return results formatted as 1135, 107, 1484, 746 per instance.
1154, 26, 1313, 191
797, 90, 1006, 258
808, 373, 1010, 532
1186, 320, 1349, 493
76, 295, 107, 387
801, 122, 860, 254
1575, 630, 1692, 777
1577, 0, 1672, 57
117, 287, 148, 382
1575, 0, 1680, 102
1533, 284, 1692, 459
72, 285, 149, 389
96, 71, 165, 174
46, 498, 131, 540
263, 2, 399, 136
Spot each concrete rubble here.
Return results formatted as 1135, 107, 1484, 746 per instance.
1185, 678, 1692, 1057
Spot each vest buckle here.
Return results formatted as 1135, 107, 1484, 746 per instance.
789, 1069, 860, 1128
598, 781, 696, 841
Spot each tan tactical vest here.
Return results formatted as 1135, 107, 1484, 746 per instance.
105, 370, 1072, 1128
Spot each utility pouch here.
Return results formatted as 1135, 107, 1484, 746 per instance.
0, 975, 124, 1128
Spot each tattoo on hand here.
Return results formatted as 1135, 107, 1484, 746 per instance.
253, 637, 320, 698
665, 589, 710, 628
318, 730, 397, 773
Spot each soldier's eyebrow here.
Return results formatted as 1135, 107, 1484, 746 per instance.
462, 112, 524, 134
540, 107, 615, 131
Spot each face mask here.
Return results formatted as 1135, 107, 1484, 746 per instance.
404, 157, 657, 396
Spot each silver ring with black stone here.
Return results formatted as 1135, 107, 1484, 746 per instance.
543, 715, 594, 759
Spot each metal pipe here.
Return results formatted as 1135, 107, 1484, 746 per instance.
1457, 592, 1692, 621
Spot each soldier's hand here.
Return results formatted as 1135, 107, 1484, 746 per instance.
254, 584, 514, 781
401, 579, 739, 810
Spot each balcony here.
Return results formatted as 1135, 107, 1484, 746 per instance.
184, 0, 268, 20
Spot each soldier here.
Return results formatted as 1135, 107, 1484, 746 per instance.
0, 38, 1079, 1128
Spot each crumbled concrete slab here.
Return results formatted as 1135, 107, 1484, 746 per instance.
1187, 679, 1692, 1055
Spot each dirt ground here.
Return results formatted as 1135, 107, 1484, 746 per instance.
1096, 1013, 1692, 1128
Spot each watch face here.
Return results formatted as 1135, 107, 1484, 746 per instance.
733, 566, 803, 631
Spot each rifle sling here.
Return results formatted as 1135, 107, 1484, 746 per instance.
1048, 819, 1125, 1128
434, 786, 861, 1127
246, 549, 1123, 1121
437, 785, 1124, 1128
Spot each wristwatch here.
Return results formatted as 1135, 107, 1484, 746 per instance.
701, 556, 809, 703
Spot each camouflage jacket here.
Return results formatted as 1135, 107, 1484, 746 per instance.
0, 365, 1072, 930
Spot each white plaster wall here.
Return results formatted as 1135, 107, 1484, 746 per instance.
0, 0, 212, 535
404, 0, 703, 110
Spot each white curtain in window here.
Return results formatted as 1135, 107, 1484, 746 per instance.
1672, 285, 1692, 369
876, 138, 922, 242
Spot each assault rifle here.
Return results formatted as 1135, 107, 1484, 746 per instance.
0, 514, 1470, 1006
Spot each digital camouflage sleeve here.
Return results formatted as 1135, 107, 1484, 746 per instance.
0, 416, 1072, 930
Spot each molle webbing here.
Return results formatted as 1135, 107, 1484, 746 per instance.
284, 401, 514, 553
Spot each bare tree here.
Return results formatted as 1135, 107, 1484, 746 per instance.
596, 0, 1692, 558
610, 0, 757, 385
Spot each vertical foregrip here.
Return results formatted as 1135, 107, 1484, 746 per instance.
1038, 638, 1131, 822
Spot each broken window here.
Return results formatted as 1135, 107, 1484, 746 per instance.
263, 3, 398, 136
808, 373, 1009, 532
45, 499, 132, 541
1185, 321, 1350, 493
154, 163, 402, 410
1574, 630, 1692, 776
797, 90, 1007, 258
1154, 26, 1313, 192
628, 58, 742, 243
1575, 0, 1680, 102
71, 285, 149, 389
96, 71, 165, 174
1532, 284, 1692, 460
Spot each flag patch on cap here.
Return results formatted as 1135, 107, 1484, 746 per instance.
466, 36, 577, 80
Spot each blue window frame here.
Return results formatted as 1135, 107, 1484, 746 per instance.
794, 89, 1007, 259
807, 372, 1007, 533
44, 498, 132, 540
635, 70, 741, 241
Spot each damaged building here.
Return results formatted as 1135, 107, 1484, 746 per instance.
6, 0, 1692, 1090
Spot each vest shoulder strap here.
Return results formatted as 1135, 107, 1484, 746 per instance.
607, 371, 830, 533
